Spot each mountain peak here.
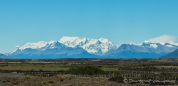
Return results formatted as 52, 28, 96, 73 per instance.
59, 36, 86, 48
98, 38, 110, 43
18, 41, 48, 50
59, 36, 117, 54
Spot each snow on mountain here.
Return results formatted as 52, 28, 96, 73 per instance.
144, 35, 178, 45
18, 41, 48, 50
144, 41, 178, 48
10, 40, 96, 59
141, 35, 178, 50
0, 53, 7, 58
59, 36, 118, 54
9, 35, 178, 58
0, 51, 3, 54
150, 44, 158, 48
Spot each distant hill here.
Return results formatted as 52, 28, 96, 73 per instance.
161, 49, 178, 58
0, 53, 7, 58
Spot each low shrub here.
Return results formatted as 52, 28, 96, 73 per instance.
108, 76, 124, 83
66, 65, 105, 75
11, 82, 18, 85
60, 78, 64, 82
48, 80, 54, 83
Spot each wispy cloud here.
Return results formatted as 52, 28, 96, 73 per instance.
144, 35, 177, 44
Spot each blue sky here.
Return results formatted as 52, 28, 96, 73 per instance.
1, 0, 178, 53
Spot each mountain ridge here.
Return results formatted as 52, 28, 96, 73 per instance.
7, 36, 178, 59
161, 49, 178, 58
0, 53, 7, 58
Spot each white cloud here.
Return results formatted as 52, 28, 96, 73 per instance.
144, 35, 177, 45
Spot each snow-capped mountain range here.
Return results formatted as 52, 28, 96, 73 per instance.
59, 36, 119, 55
1, 35, 178, 59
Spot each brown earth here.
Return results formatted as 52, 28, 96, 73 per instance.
0, 75, 151, 86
